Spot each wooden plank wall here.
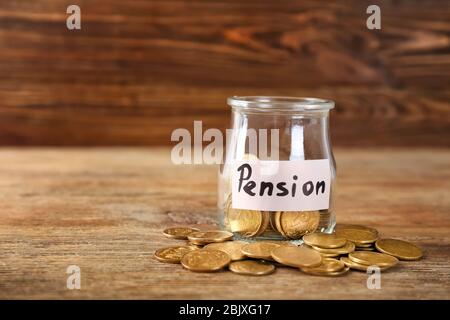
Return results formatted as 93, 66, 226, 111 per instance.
0, 0, 449, 146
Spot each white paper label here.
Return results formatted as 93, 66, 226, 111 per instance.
232, 159, 331, 211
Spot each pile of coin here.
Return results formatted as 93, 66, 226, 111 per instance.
154, 224, 423, 276
225, 196, 322, 240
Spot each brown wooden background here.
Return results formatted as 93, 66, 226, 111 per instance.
0, 0, 449, 146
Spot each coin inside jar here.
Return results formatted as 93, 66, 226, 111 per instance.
225, 196, 269, 237
375, 238, 423, 261
272, 211, 287, 238
187, 230, 233, 245
229, 260, 275, 276
278, 211, 320, 239
181, 249, 230, 272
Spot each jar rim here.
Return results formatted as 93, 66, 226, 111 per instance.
227, 96, 334, 112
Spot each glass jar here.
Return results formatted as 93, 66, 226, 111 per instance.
218, 96, 336, 241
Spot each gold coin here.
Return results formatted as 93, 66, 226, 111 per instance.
349, 251, 399, 267
278, 211, 320, 239
265, 260, 291, 268
311, 241, 355, 255
187, 243, 203, 249
303, 233, 347, 249
241, 242, 281, 260
188, 230, 233, 245
271, 245, 322, 268
319, 252, 341, 258
154, 245, 198, 264
163, 227, 200, 240
301, 266, 350, 277
335, 224, 379, 237
262, 240, 297, 247
301, 258, 345, 273
254, 211, 270, 237
226, 199, 267, 237
355, 243, 373, 248
340, 257, 391, 272
375, 239, 423, 261
204, 241, 248, 261
355, 247, 375, 251
300, 258, 347, 276
268, 212, 277, 231
181, 249, 230, 272
272, 211, 288, 238
229, 260, 275, 276
335, 228, 378, 244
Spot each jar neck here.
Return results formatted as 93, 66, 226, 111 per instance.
233, 109, 330, 118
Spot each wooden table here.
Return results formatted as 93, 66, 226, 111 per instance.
0, 148, 449, 299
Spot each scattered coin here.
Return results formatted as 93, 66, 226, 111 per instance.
163, 227, 200, 240
355, 243, 373, 248
335, 228, 378, 244
300, 258, 348, 276
271, 245, 322, 268
355, 247, 375, 251
375, 238, 423, 261
154, 246, 198, 264
303, 258, 345, 272
241, 242, 281, 260
186, 242, 204, 249
340, 257, 390, 272
181, 249, 230, 272
311, 241, 355, 255
348, 251, 398, 268
262, 240, 297, 247
204, 241, 248, 261
303, 233, 347, 249
318, 252, 341, 258
278, 211, 320, 239
156, 224, 422, 277
229, 260, 275, 276
187, 230, 233, 245
301, 266, 350, 277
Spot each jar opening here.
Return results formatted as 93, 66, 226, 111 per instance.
228, 96, 334, 113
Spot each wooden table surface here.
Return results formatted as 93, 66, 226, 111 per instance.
0, 147, 449, 299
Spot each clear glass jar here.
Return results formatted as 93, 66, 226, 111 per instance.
218, 96, 336, 241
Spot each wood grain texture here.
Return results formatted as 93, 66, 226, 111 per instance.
0, 147, 448, 299
0, 0, 449, 146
